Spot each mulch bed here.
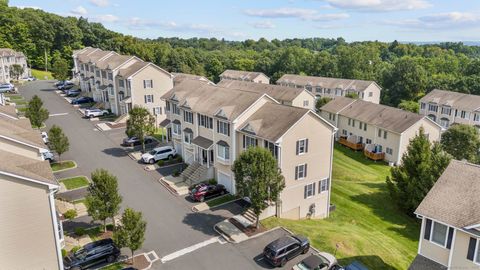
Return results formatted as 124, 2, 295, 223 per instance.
99, 230, 113, 239
229, 217, 267, 237
124, 254, 149, 270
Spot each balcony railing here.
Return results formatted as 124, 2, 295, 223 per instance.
364, 149, 385, 161
338, 136, 364, 151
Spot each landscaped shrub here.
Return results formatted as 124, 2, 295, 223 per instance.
61, 249, 67, 257
63, 209, 77, 219
208, 178, 217, 185
157, 160, 165, 166
172, 169, 180, 177
74, 227, 86, 236
175, 155, 183, 162
70, 246, 81, 253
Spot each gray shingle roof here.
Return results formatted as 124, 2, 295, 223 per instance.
95, 54, 136, 70
192, 136, 213, 149
419, 89, 480, 112
77, 50, 115, 64
172, 73, 212, 85
408, 255, 447, 270
220, 69, 269, 81
217, 80, 309, 103
321, 97, 426, 133
0, 150, 57, 186
0, 117, 46, 149
415, 160, 480, 228
238, 103, 309, 142
118, 62, 150, 78
277, 74, 377, 92
0, 105, 18, 119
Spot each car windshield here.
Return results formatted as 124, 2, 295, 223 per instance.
73, 248, 87, 260
148, 150, 157, 155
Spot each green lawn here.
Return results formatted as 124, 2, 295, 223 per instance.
31, 69, 53, 80
12, 100, 27, 106
262, 144, 419, 270
152, 128, 166, 141
206, 194, 236, 208
51, 160, 76, 172
100, 262, 126, 270
60, 176, 89, 190
5, 94, 24, 101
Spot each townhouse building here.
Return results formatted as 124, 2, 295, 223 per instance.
320, 97, 442, 165
410, 160, 480, 270
73, 47, 173, 125
172, 72, 212, 86
276, 74, 382, 104
219, 69, 270, 84
419, 89, 480, 130
0, 48, 29, 83
217, 80, 316, 111
161, 79, 336, 220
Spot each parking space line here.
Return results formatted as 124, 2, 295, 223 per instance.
49, 112, 69, 117
160, 237, 220, 263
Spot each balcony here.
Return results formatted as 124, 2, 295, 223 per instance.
338, 136, 364, 151
363, 144, 385, 161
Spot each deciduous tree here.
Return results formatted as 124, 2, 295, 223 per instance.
126, 106, 156, 152
441, 124, 480, 163
51, 57, 69, 81
232, 147, 285, 228
9, 64, 24, 80
398, 100, 419, 113
48, 125, 69, 161
113, 208, 147, 265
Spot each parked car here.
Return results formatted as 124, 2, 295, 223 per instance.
122, 136, 154, 147
190, 183, 227, 202
85, 108, 109, 118
58, 81, 74, 90
41, 131, 49, 144
63, 238, 120, 270
23, 76, 36, 81
141, 145, 176, 164
263, 235, 310, 267
71, 96, 94, 105
54, 80, 65, 86
0, 83, 15, 93
292, 253, 339, 270
66, 89, 81, 97
42, 150, 55, 162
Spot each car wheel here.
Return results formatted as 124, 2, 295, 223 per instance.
302, 246, 309, 254
199, 196, 205, 202
168, 155, 173, 160
149, 159, 155, 164
106, 255, 115, 263
280, 258, 287, 267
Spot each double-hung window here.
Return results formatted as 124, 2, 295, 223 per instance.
165, 101, 171, 112
217, 120, 230, 136
144, 95, 153, 103
153, 107, 162, 115
217, 144, 230, 161
198, 114, 213, 129
386, 147, 393, 155
303, 100, 309, 107
107, 73, 113, 80
296, 139, 308, 155
304, 183, 315, 199
428, 104, 438, 112
143, 80, 153, 88
420, 102, 426, 110
118, 79, 125, 88
423, 219, 454, 249
319, 178, 329, 193
101, 71, 106, 78
172, 123, 181, 136
184, 111, 194, 124
243, 135, 257, 149
295, 164, 307, 180
172, 103, 180, 115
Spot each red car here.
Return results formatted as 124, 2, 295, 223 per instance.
190, 183, 227, 202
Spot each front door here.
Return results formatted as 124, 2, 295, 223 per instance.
202, 149, 208, 165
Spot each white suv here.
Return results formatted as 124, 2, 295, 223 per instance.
141, 146, 177, 164
85, 109, 109, 118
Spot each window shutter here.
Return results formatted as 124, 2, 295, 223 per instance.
424, 219, 432, 240
144, 95, 147, 103
216, 120, 219, 133
228, 123, 230, 136
243, 135, 246, 149
151, 80, 153, 88
446, 227, 454, 249
143, 80, 146, 88
304, 164, 308, 178
305, 139, 309, 153
296, 141, 299, 155
304, 185, 307, 199
295, 166, 298, 180
467, 237, 477, 261
312, 182, 316, 196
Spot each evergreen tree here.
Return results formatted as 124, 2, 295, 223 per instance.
25, 95, 49, 128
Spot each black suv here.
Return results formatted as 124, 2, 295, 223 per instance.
263, 235, 310, 267
63, 238, 120, 270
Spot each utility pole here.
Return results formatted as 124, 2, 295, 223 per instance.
44, 48, 48, 72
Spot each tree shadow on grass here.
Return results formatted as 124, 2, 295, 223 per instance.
339, 255, 397, 270
349, 182, 420, 241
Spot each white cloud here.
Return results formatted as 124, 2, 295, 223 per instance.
89, 0, 109, 7
93, 14, 119, 23
251, 21, 276, 29
326, 0, 431, 12
244, 8, 349, 21
70, 6, 87, 16
385, 12, 480, 29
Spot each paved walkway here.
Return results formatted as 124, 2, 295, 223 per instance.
56, 187, 88, 201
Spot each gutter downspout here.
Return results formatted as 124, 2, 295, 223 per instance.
326, 128, 337, 218
48, 186, 64, 270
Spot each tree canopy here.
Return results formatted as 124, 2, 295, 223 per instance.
441, 124, 480, 163
25, 95, 49, 128
113, 208, 147, 264
48, 125, 69, 160
125, 106, 156, 152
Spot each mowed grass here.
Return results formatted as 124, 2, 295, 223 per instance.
262, 144, 420, 270
51, 160, 76, 172
206, 194, 236, 208
31, 69, 53, 80
60, 176, 89, 190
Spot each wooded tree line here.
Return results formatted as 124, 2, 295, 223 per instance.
3, 1, 480, 106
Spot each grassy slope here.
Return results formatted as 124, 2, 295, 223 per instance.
60, 176, 89, 190
51, 160, 76, 172
262, 145, 419, 270
31, 69, 53, 80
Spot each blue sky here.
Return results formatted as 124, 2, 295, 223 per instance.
10, 0, 480, 42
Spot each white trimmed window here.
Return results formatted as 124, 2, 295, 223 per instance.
303, 100, 309, 107
368, 92, 373, 97
296, 139, 308, 155
304, 183, 315, 199
184, 132, 192, 144
295, 164, 307, 180
431, 221, 448, 246
143, 79, 153, 88
153, 107, 162, 115
243, 135, 257, 149
217, 144, 230, 160
144, 95, 153, 103
420, 102, 426, 110
217, 120, 230, 136
319, 178, 329, 193
184, 111, 194, 124
386, 147, 393, 155
118, 79, 125, 88
172, 103, 180, 115
198, 114, 213, 129
428, 104, 438, 112
172, 124, 181, 135
107, 72, 113, 80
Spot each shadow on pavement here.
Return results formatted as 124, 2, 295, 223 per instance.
102, 147, 129, 157
339, 255, 396, 270
182, 212, 228, 236
253, 254, 275, 269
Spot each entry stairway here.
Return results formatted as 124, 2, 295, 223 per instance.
181, 162, 207, 185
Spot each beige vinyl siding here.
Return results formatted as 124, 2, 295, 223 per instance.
0, 137, 42, 160
362, 83, 381, 104
253, 74, 270, 84
130, 65, 173, 125
0, 174, 59, 270
449, 230, 480, 269
291, 91, 316, 110
399, 119, 442, 163
279, 112, 333, 219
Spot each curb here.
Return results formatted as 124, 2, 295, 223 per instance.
191, 196, 240, 213
51, 160, 78, 173
213, 223, 235, 243
158, 178, 181, 196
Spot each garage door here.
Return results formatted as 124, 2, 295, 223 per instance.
217, 172, 233, 194
174, 141, 182, 157
184, 150, 194, 164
